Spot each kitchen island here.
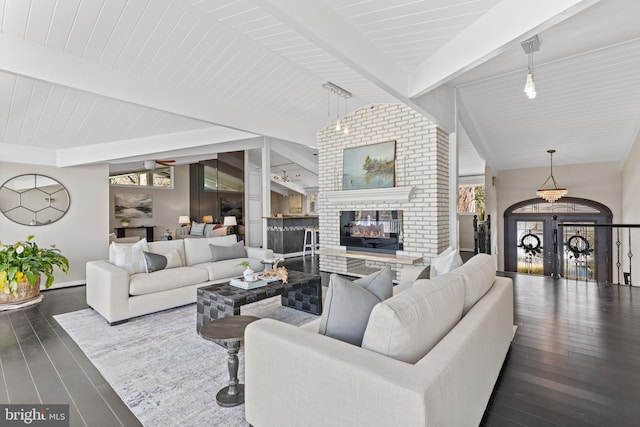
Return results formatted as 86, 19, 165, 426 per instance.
265, 216, 318, 258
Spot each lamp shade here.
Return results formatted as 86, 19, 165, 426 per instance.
202, 215, 214, 224
178, 215, 191, 225
223, 216, 237, 226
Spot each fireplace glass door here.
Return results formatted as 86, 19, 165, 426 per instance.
340, 210, 403, 254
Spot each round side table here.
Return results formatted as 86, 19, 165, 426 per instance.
199, 315, 261, 407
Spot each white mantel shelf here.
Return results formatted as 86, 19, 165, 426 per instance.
323, 186, 414, 203
317, 248, 422, 265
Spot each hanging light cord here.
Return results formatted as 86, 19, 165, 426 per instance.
335, 91, 341, 130
538, 151, 558, 189
327, 89, 330, 123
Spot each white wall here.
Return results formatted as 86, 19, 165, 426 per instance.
621, 132, 640, 285
496, 161, 622, 271
109, 165, 190, 240
0, 161, 108, 288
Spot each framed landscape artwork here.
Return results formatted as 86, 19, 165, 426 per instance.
114, 193, 152, 218
342, 141, 396, 190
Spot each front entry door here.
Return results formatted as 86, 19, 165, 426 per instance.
504, 198, 612, 283
506, 218, 555, 276
513, 220, 548, 276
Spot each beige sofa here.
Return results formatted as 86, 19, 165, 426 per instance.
86, 234, 273, 325
245, 254, 513, 427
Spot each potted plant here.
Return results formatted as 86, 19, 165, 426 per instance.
121, 218, 131, 227
236, 261, 257, 282
0, 235, 69, 305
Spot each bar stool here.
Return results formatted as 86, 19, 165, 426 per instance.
303, 227, 319, 256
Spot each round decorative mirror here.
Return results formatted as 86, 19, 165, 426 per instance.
0, 174, 70, 226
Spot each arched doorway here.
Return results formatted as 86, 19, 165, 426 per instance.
504, 197, 613, 283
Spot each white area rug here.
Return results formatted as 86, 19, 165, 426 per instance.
54, 297, 318, 427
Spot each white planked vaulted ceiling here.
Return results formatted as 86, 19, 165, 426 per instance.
0, 0, 639, 178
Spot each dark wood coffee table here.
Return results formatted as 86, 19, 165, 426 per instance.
196, 270, 322, 332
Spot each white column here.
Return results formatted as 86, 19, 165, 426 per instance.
261, 138, 271, 247
449, 131, 459, 250
244, 152, 263, 248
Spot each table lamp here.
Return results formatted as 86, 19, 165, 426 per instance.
202, 215, 214, 224
178, 216, 191, 226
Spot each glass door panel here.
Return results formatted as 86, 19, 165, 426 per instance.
516, 221, 545, 275
561, 222, 595, 281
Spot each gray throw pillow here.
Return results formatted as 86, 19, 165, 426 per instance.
142, 249, 183, 273
318, 266, 393, 346
209, 241, 247, 262
203, 223, 215, 237
353, 266, 393, 300
143, 251, 167, 273
416, 265, 431, 280
190, 222, 205, 236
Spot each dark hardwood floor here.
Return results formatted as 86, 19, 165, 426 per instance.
482, 272, 640, 426
1, 257, 640, 426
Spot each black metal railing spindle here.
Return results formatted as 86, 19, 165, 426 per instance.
556, 223, 640, 285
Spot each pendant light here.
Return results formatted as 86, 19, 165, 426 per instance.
537, 149, 567, 203
521, 35, 539, 100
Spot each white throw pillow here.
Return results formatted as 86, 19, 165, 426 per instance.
164, 249, 183, 269
110, 239, 148, 275
430, 246, 463, 278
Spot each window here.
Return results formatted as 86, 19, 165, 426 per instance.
458, 184, 485, 213
308, 194, 316, 214
109, 167, 173, 189
513, 201, 599, 214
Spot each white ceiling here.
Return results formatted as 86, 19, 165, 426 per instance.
1, 0, 638, 179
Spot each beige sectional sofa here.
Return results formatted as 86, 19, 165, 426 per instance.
86, 234, 273, 325
245, 254, 514, 427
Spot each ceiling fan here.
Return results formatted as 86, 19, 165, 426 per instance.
143, 159, 176, 170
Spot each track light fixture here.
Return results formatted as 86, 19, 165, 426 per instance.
322, 82, 352, 133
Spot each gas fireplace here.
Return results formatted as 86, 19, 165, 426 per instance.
340, 210, 403, 254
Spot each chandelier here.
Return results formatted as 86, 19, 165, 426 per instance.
273, 170, 300, 183
537, 149, 567, 203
